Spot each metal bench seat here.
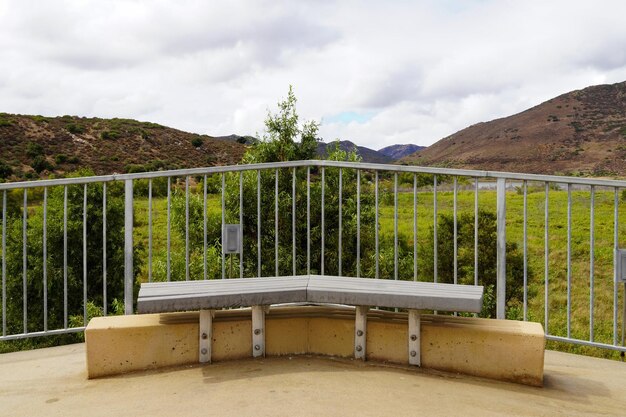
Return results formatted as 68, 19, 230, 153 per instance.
138, 276, 309, 313
137, 275, 484, 366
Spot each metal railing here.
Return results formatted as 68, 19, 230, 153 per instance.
0, 160, 625, 353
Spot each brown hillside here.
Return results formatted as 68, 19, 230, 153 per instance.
0, 114, 246, 180
401, 81, 626, 176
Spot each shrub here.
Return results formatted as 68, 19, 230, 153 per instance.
101, 130, 120, 140
31, 156, 54, 173
0, 115, 13, 127
55, 154, 68, 164
191, 137, 204, 148
418, 210, 528, 318
66, 123, 85, 134
0, 160, 13, 179
26, 142, 44, 158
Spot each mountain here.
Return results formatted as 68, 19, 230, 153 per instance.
0, 114, 247, 180
317, 140, 393, 163
378, 144, 425, 160
401, 81, 626, 176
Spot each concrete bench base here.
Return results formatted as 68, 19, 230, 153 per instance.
85, 305, 545, 386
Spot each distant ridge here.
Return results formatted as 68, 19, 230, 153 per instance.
400, 81, 626, 176
317, 140, 394, 163
378, 144, 425, 160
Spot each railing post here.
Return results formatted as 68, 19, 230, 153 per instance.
496, 178, 506, 319
124, 179, 134, 315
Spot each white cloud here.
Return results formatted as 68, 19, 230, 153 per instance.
0, 0, 625, 150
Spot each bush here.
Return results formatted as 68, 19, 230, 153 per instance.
66, 123, 85, 134
54, 154, 68, 164
101, 130, 120, 140
31, 156, 54, 173
191, 137, 204, 148
26, 142, 44, 158
0, 170, 142, 337
0, 115, 13, 127
418, 210, 528, 318
0, 160, 13, 179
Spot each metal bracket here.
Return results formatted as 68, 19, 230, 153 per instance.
252, 305, 268, 358
354, 306, 369, 360
617, 249, 626, 283
199, 309, 215, 363
408, 310, 421, 366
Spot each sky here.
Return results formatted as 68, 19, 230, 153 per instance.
1, 0, 625, 150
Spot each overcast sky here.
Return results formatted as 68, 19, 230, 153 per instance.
1, 0, 625, 149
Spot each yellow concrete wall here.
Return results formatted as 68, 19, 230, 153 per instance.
85, 307, 544, 386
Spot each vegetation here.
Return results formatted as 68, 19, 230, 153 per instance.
0, 170, 142, 352
191, 137, 203, 148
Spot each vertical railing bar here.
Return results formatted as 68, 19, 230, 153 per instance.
339, 168, 342, 277
257, 170, 261, 277
292, 168, 296, 276
1, 191, 6, 336
613, 187, 619, 346
523, 180, 528, 321
544, 182, 549, 334
567, 184, 572, 338
239, 172, 243, 278
453, 177, 458, 286
185, 176, 190, 281
321, 167, 325, 275
357, 169, 361, 278
496, 178, 506, 320
148, 179, 152, 283
275, 169, 279, 277
375, 171, 379, 279
43, 187, 47, 331
102, 183, 107, 315
394, 172, 398, 281
203, 175, 207, 281
433, 175, 438, 284
124, 180, 133, 315
83, 184, 87, 325
590, 185, 595, 342
166, 177, 171, 282
307, 166, 311, 275
221, 173, 225, 280
474, 177, 478, 287
1, 191, 5, 336
63, 186, 68, 328
413, 173, 417, 282
22, 189, 27, 333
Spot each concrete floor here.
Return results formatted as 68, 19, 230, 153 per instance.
1, 344, 625, 417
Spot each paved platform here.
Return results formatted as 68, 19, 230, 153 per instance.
1, 343, 625, 416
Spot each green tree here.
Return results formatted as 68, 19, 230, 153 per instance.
418, 210, 528, 318
0, 169, 141, 338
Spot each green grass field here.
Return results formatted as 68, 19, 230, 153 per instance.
132, 184, 625, 359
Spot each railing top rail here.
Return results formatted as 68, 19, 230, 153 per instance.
1, 159, 626, 190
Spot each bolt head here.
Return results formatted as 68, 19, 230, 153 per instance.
356, 330, 364, 337
202, 332, 208, 339
410, 350, 417, 357
254, 344, 261, 351
356, 345, 362, 352
201, 348, 208, 355
410, 334, 417, 341
254, 329, 261, 335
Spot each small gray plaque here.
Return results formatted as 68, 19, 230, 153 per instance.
222, 224, 241, 254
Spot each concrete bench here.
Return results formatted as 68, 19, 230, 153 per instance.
137, 275, 484, 366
